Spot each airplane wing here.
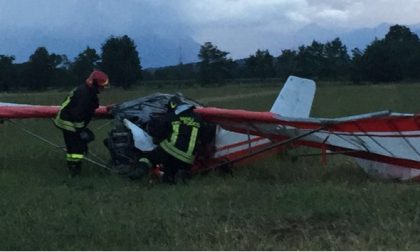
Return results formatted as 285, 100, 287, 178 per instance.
0, 102, 111, 119
195, 107, 420, 179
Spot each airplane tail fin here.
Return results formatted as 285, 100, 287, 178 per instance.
270, 76, 316, 118
210, 76, 316, 165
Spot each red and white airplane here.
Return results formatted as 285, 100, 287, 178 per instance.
2, 76, 420, 180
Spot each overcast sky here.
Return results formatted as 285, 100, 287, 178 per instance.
1, 0, 420, 59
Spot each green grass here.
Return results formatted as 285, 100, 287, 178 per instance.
2, 82, 420, 250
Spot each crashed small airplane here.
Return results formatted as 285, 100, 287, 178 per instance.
1, 76, 420, 180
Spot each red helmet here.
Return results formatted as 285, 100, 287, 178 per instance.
86, 70, 109, 88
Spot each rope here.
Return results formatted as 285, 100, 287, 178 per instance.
7, 119, 112, 171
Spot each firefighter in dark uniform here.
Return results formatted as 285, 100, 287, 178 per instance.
128, 96, 204, 183
54, 70, 109, 176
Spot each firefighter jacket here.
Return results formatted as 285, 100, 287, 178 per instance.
159, 108, 203, 164
54, 84, 99, 132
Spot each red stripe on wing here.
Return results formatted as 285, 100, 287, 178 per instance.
0, 105, 111, 119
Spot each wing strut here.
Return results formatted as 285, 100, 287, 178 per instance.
387, 119, 420, 158
200, 125, 328, 173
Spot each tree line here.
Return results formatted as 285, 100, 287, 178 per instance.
0, 35, 141, 91
0, 24, 419, 91
150, 24, 420, 85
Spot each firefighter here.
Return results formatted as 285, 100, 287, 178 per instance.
128, 96, 204, 183
54, 70, 109, 176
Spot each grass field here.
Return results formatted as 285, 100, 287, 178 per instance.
2, 82, 420, 250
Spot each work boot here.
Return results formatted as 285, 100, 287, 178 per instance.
177, 169, 192, 183
128, 162, 149, 180
162, 173, 176, 184
67, 161, 81, 177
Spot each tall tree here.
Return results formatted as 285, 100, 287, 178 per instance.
323, 38, 351, 80
70, 47, 101, 84
295, 41, 325, 78
275, 49, 298, 79
23, 47, 57, 90
101, 35, 142, 88
245, 49, 275, 80
385, 25, 420, 79
198, 42, 234, 85
360, 25, 420, 82
50, 54, 73, 87
350, 48, 364, 83
0, 55, 16, 91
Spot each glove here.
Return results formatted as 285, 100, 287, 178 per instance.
80, 128, 95, 143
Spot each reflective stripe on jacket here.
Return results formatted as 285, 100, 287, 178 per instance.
54, 85, 99, 132
159, 110, 202, 164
